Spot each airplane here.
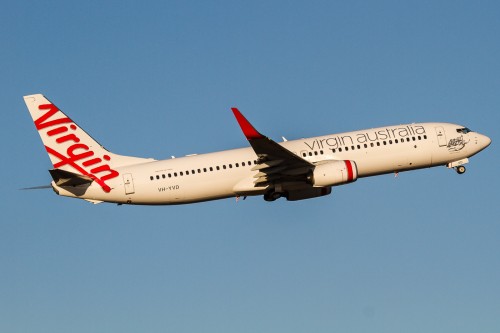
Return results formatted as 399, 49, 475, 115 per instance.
23, 94, 491, 205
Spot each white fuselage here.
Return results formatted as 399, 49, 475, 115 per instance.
53, 122, 490, 205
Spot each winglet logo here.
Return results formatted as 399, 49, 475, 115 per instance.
35, 103, 119, 192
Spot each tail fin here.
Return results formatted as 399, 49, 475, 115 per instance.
24, 94, 153, 192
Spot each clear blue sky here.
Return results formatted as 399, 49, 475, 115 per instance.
1, 1, 499, 332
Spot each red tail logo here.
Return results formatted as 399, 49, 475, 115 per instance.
36, 103, 119, 192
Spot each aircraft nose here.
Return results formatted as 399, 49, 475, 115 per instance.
478, 133, 491, 150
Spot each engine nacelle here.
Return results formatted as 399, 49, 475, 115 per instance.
308, 160, 358, 187
286, 186, 332, 201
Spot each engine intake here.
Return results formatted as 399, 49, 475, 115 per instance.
307, 160, 358, 187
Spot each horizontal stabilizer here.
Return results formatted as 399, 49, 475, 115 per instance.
20, 185, 53, 190
49, 169, 94, 187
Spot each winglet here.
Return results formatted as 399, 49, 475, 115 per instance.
231, 108, 265, 140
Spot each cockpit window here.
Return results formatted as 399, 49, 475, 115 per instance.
457, 127, 472, 134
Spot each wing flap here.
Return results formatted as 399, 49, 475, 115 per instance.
250, 159, 284, 171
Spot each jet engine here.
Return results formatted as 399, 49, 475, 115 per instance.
307, 160, 358, 187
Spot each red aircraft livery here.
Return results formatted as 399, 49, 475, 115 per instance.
33, 102, 119, 192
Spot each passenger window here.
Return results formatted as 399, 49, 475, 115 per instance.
376, 142, 380, 146
180, 172, 184, 176
156, 175, 160, 180
150, 176, 154, 181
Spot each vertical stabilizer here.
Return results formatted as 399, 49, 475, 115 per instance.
23, 94, 153, 192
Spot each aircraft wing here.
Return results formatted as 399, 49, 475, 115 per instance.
232, 108, 314, 187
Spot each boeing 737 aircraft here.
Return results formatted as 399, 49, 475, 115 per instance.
24, 94, 491, 205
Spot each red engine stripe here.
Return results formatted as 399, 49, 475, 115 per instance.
345, 160, 354, 182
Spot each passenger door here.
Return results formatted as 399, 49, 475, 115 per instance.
123, 173, 135, 195
435, 126, 447, 147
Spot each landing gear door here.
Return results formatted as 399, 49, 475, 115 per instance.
123, 173, 135, 195
435, 126, 447, 147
